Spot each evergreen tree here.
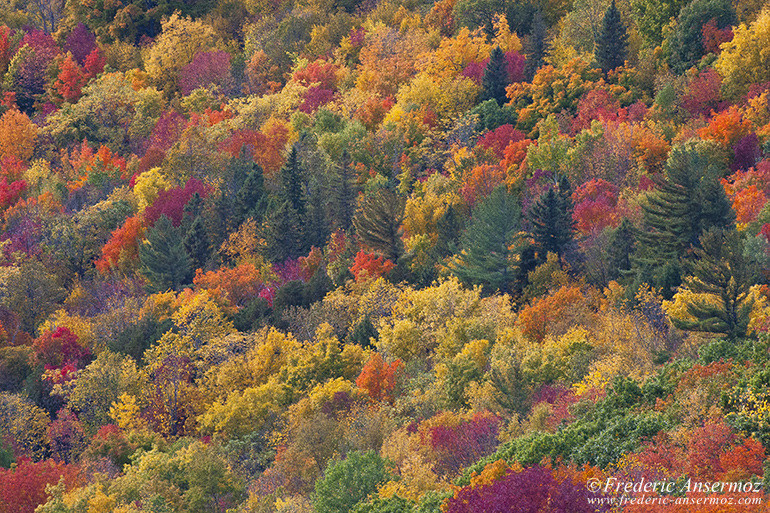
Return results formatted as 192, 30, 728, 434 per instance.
352, 187, 406, 262
451, 185, 521, 294
281, 145, 306, 218
332, 151, 357, 231
524, 11, 547, 81
482, 46, 509, 105
607, 218, 635, 281
184, 215, 210, 271
631, 140, 735, 296
667, 0, 735, 73
264, 200, 303, 262
527, 178, 575, 264
139, 215, 193, 292
305, 182, 331, 250
673, 228, 759, 340
235, 161, 266, 224
595, 0, 628, 73
224, 145, 253, 197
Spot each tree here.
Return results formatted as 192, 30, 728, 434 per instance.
667, 0, 736, 73
669, 228, 759, 340
714, 8, 770, 99
482, 46, 509, 105
332, 151, 357, 231
314, 450, 392, 513
353, 188, 407, 262
235, 161, 267, 225
184, 215, 210, 271
595, 0, 629, 73
281, 145, 307, 219
527, 178, 575, 264
450, 185, 521, 294
139, 214, 193, 292
524, 11, 547, 81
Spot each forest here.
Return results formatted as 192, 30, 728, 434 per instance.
1, 0, 770, 510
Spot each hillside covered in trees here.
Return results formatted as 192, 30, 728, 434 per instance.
2, 0, 770, 510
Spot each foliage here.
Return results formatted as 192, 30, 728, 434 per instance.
314, 450, 392, 513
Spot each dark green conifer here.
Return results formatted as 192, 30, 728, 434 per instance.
482, 46, 509, 105
352, 187, 406, 262
139, 215, 193, 292
527, 179, 575, 263
184, 215, 210, 271
450, 185, 521, 294
524, 11, 547, 81
236, 162, 267, 224
595, 0, 628, 73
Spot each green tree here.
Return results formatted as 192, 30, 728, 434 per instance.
139, 214, 193, 292
353, 187, 406, 262
450, 185, 521, 294
666, 0, 735, 73
236, 161, 267, 225
524, 11, 547, 81
632, 141, 735, 294
184, 215, 210, 272
672, 228, 759, 340
596, 0, 629, 73
482, 46, 509, 105
332, 151, 357, 231
314, 450, 392, 513
281, 145, 307, 219
631, 0, 688, 45
527, 177, 575, 264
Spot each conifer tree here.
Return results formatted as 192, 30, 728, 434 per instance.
596, 0, 628, 73
527, 178, 575, 264
674, 228, 758, 340
482, 46, 509, 106
451, 185, 521, 294
631, 140, 735, 296
139, 215, 193, 292
184, 215, 210, 271
264, 200, 304, 262
352, 187, 406, 262
332, 151, 357, 231
524, 11, 547, 81
281, 145, 306, 218
236, 161, 266, 224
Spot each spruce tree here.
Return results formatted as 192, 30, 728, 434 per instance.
332, 151, 357, 231
264, 200, 303, 262
524, 11, 547, 81
184, 215, 210, 271
139, 215, 193, 292
482, 46, 509, 106
281, 145, 306, 218
451, 185, 521, 294
352, 187, 406, 262
595, 0, 628, 73
236, 161, 267, 224
674, 228, 758, 340
527, 179, 575, 264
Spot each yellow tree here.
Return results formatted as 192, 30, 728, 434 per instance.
143, 13, 219, 95
0, 108, 37, 164
715, 8, 770, 99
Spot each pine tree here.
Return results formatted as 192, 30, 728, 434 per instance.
139, 215, 193, 292
482, 46, 509, 106
352, 187, 406, 262
524, 11, 547, 81
527, 178, 575, 264
595, 0, 628, 73
631, 140, 735, 296
607, 218, 635, 281
673, 228, 759, 340
184, 215, 210, 271
451, 185, 521, 294
264, 200, 303, 262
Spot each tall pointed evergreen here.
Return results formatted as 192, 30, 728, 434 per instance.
140, 215, 193, 293
524, 11, 547, 81
527, 178, 575, 263
333, 151, 357, 232
451, 185, 521, 294
281, 145, 306, 218
236, 162, 266, 224
595, 0, 628, 73
184, 215, 210, 271
482, 46, 509, 106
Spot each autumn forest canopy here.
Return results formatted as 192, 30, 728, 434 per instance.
2, 0, 770, 510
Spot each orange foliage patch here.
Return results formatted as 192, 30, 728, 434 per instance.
518, 285, 585, 342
